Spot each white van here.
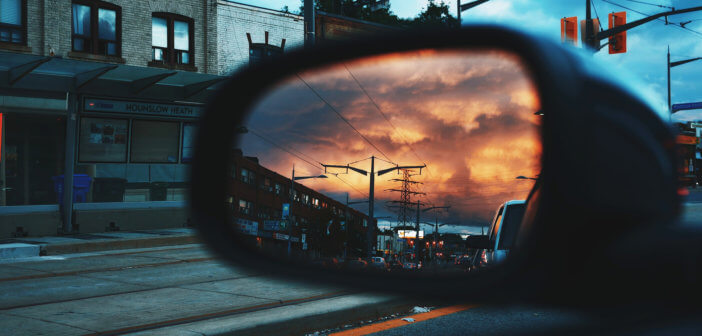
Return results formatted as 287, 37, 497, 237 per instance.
472, 200, 527, 269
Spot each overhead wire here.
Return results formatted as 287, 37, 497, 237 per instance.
342, 63, 439, 208
618, 0, 673, 10
247, 128, 369, 198
295, 73, 394, 163
602, 0, 702, 39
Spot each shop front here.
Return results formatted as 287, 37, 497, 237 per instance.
0, 53, 223, 238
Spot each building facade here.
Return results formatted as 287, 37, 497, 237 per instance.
228, 149, 374, 258
0, 0, 396, 239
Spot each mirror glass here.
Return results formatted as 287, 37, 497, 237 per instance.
229, 49, 541, 274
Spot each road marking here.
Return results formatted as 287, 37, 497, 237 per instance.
329, 304, 477, 336
81, 291, 351, 336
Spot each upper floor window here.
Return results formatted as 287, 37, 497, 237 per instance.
71, 0, 121, 56
152, 13, 193, 66
240, 168, 255, 185
0, 0, 25, 45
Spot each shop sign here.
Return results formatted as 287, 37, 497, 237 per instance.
236, 218, 258, 236
263, 220, 282, 231
273, 233, 290, 241
290, 237, 300, 243
282, 203, 290, 217
84, 98, 203, 118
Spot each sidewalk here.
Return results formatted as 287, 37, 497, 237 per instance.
0, 228, 199, 258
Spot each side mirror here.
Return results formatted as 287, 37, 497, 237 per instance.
466, 235, 493, 250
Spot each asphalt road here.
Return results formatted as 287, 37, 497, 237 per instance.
0, 244, 408, 335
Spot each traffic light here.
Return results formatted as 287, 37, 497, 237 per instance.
561, 17, 578, 46
609, 11, 627, 54
580, 18, 600, 49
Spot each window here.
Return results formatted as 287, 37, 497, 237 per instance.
240, 168, 255, 185
262, 177, 272, 192
152, 13, 193, 66
79, 117, 128, 162
71, 0, 121, 56
130, 120, 179, 163
239, 199, 253, 215
0, 0, 25, 44
274, 183, 283, 195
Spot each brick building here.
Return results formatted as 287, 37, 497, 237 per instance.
228, 149, 374, 258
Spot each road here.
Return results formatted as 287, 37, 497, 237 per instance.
0, 244, 410, 335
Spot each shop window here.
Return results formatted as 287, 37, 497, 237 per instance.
78, 117, 128, 163
240, 168, 255, 185
181, 123, 195, 163
71, 0, 121, 56
151, 13, 193, 66
0, 0, 25, 45
130, 120, 180, 163
239, 199, 253, 215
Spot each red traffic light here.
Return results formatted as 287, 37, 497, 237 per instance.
609, 11, 627, 54
561, 17, 578, 46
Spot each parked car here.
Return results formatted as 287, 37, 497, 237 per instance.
469, 200, 527, 270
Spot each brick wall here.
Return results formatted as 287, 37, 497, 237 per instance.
18, 0, 215, 74
215, 1, 304, 75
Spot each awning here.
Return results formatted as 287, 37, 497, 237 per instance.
0, 52, 227, 104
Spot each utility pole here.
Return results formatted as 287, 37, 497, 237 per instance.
324, 158, 425, 259
386, 168, 425, 262
585, 0, 593, 50
304, 0, 315, 49
421, 205, 451, 262
667, 48, 702, 121
287, 166, 327, 257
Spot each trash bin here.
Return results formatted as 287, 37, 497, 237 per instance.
150, 182, 169, 201
52, 174, 92, 206
93, 178, 127, 202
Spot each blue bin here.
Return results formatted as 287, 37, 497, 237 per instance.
52, 174, 92, 206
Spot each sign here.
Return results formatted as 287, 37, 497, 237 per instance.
672, 102, 702, 113
290, 236, 300, 243
282, 203, 290, 217
301, 233, 306, 243
397, 230, 424, 239
236, 218, 258, 236
84, 98, 203, 118
561, 17, 578, 45
263, 220, 281, 231
677, 135, 699, 145
608, 12, 626, 54
273, 233, 290, 241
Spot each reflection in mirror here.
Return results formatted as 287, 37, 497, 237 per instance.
230, 49, 541, 274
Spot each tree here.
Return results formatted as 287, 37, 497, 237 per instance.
411, 0, 459, 28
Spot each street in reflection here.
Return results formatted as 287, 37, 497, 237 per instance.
230, 49, 541, 273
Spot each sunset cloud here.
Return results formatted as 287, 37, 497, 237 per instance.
239, 49, 541, 229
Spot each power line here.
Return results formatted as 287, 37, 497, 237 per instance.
593, 0, 605, 31
341, 64, 438, 206
295, 73, 393, 163
602, 0, 702, 39
618, 0, 673, 10
247, 128, 368, 198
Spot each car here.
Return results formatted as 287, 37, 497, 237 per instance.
403, 262, 418, 270
468, 200, 527, 270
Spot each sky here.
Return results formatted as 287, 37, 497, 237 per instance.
239, 50, 540, 235
232, 0, 702, 122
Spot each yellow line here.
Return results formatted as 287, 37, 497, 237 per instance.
329, 304, 477, 336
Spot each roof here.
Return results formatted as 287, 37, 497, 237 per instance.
0, 52, 226, 104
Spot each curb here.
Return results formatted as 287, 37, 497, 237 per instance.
43, 234, 201, 255
230, 297, 417, 336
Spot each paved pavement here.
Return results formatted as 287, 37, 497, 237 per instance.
0, 244, 414, 335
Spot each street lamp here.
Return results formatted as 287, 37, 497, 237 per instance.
287, 165, 327, 257
668, 46, 702, 121
515, 175, 538, 180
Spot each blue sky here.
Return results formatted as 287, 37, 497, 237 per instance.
233, 0, 702, 122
